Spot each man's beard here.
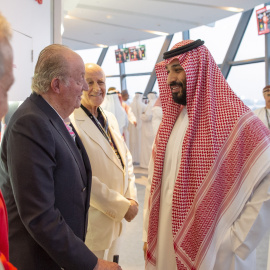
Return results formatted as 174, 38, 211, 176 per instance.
170, 82, 186, 105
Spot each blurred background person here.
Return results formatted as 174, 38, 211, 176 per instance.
140, 92, 157, 169
129, 92, 146, 164
103, 87, 136, 147
120, 89, 136, 148
70, 63, 138, 263
102, 88, 128, 136
142, 96, 148, 104
120, 89, 130, 105
152, 97, 162, 137
254, 85, 270, 129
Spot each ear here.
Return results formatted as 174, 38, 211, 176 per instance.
51, 78, 61, 94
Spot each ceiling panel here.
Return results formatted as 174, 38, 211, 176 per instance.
62, 0, 265, 50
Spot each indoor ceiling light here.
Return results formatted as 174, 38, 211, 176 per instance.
97, 44, 108, 48
144, 30, 169, 36
221, 7, 244, 12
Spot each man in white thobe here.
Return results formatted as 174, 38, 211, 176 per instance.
101, 91, 129, 136
129, 92, 146, 163
140, 92, 157, 169
151, 97, 162, 137
254, 85, 270, 129
143, 39, 270, 270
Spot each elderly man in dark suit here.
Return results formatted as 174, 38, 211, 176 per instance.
0, 44, 121, 270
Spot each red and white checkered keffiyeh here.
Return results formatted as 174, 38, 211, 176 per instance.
146, 40, 270, 269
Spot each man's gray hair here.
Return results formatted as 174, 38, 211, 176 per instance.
31, 44, 72, 95
0, 13, 12, 79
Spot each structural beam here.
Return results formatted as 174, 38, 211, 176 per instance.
220, 9, 253, 79
118, 44, 126, 90
144, 34, 173, 96
182, 30, 190, 40
265, 32, 270, 85
97, 47, 108, 66
53, 0, 62, 44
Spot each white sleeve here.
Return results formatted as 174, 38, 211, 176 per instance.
127, 107, 137, 124
219, 172, 270, 260
232, 171, 270, 259
124, 147, 138, 203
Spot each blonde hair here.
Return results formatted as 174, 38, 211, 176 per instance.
31, 44, 72, 94
0, 13, 12, 41
0, 13, 12, 78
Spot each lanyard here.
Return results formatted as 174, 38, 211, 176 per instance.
80, 105, 124, 168
81, 105, 110, 143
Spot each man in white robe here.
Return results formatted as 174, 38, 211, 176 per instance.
140, 92, 157, 169
151, 97, 162, 137
103, 88, 136, 147
120, 90, 137, 148
101, 91, 129, 135
129, 92, 146, 163
254, 85, 270, 129
143, 39, 270, 270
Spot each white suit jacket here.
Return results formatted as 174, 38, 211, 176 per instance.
70, 107, 138, 251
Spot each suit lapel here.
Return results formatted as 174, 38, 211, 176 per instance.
74, 107, 124, 171
30, 93, 88, 186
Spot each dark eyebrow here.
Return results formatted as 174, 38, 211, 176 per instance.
166, 64, 183, 70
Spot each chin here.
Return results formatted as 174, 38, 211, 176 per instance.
172, 93, 186, 105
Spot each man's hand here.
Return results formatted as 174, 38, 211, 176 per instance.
143, 242, 147, 260
93, 258, 122, 270
133, 121, 137, 127
124, 199, 138, 222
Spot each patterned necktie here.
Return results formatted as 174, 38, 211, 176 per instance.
64, 122, 76, 141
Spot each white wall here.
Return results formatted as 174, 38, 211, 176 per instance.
0, 0, 52, 101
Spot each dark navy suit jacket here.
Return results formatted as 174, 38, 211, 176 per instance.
0, 93, 97, 269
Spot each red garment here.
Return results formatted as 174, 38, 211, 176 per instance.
0, 253, 17, 270
147, 40, 270, 269
0, 191, 8, 260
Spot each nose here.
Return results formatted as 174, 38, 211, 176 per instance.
82, 78, 88, 91
92, 82, 100, 92
167, 72, 176, 85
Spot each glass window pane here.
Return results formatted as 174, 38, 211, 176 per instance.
126, 75, 150, 100
105, 77, 121, 92
102, 45, 120, 76
227, 62, 265, 110
235, 4, 265, 61
190, 13, 241, 64
75, 48, 102, 64
125, 36, 166, 74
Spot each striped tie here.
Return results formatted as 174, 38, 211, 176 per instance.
64, 122, 76, 141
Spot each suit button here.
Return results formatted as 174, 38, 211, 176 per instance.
82, 187, 86, 192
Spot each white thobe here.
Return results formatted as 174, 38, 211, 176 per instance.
157, 107, 188, 269
129, 94, 146, 163
143, 108, 270, 270
254, 107, 270, 129
140, 100, 156, 168
123, 105, 137, 148
152, 106, 163, 137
